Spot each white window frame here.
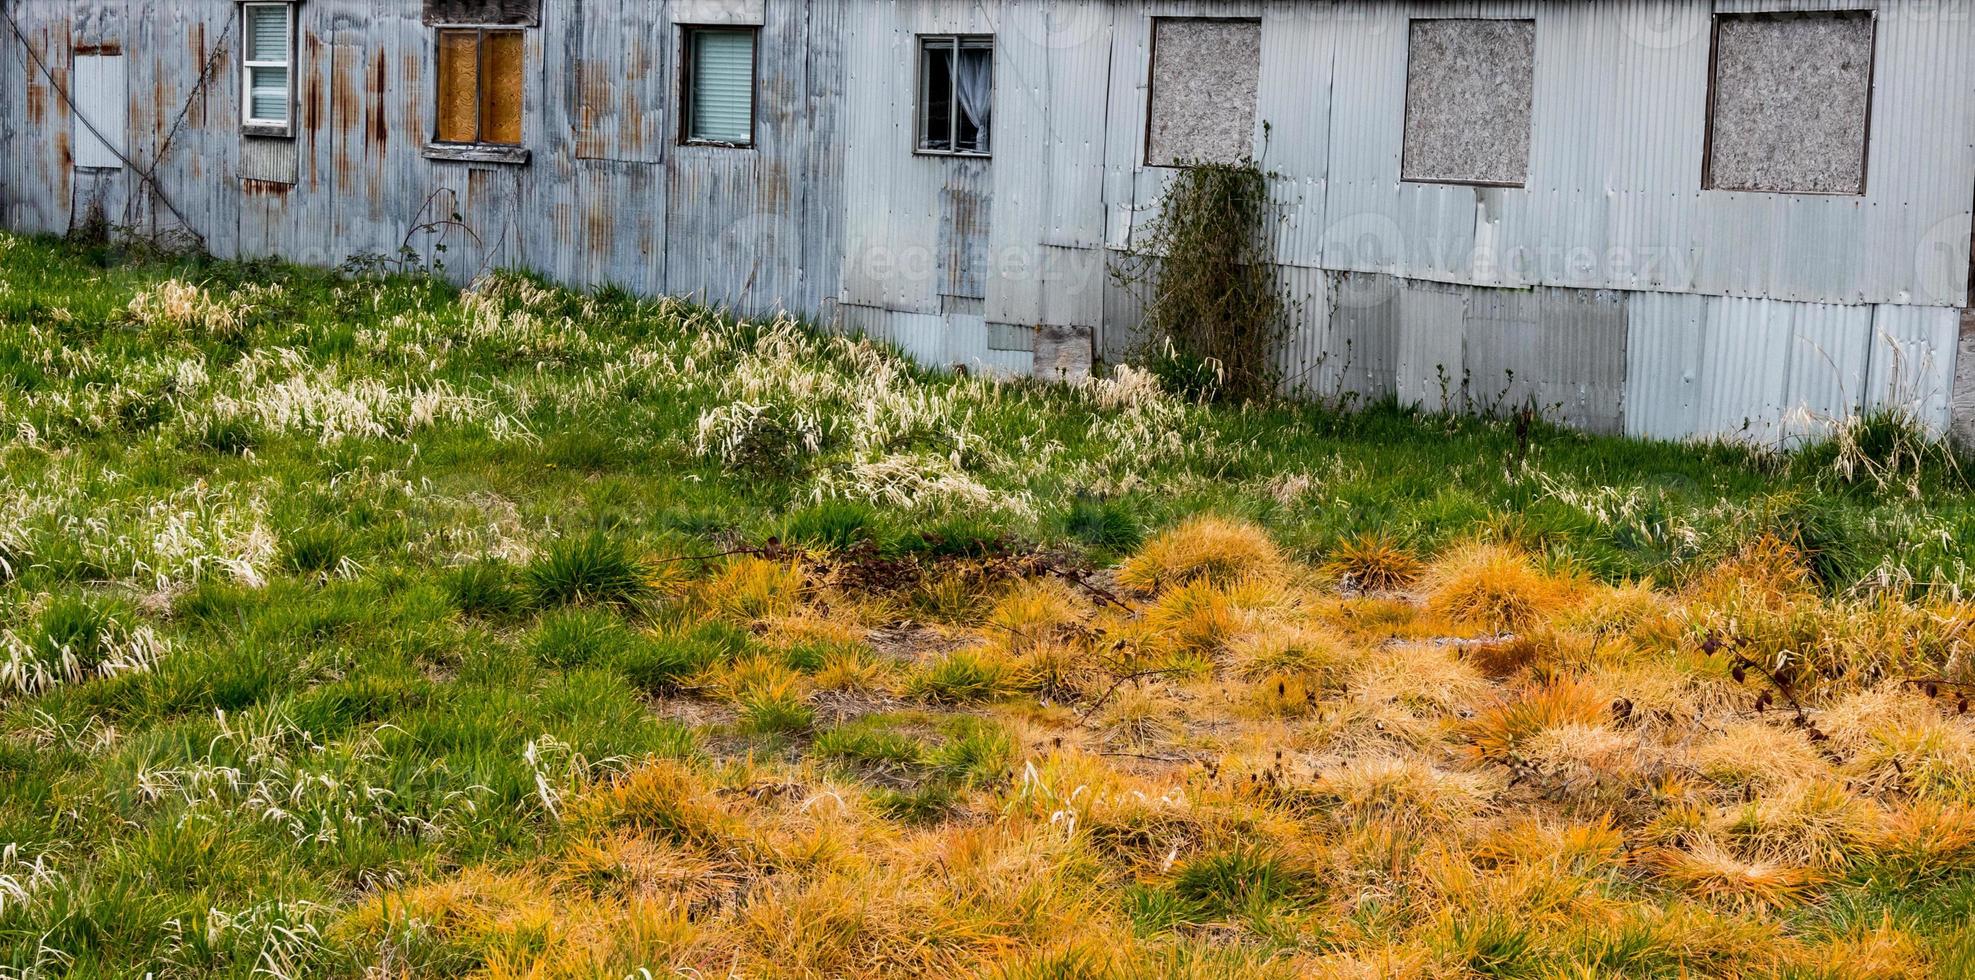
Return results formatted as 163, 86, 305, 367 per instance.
915, 34, 993, 158
241, 2, 297, 135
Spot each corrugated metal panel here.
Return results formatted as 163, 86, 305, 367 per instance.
1867, 304, 1961, 432
0, 0, 1969, 445
1624, 290, 1709, 440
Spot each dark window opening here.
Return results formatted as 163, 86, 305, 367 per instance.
918, 36, 992, 156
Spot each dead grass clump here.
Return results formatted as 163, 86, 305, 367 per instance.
1315, 755, 1495, 836
1689, 533, 1816, 602
1013, 638, 1101, 704
1820, 686, 1975, 801
1142, 578, 1251, 660
1875, 800, 1975, 882
700, 557, 809, 622
812, 645, 897, 694
125, 279, 248, 338
1323, 533, 1421, 594
1691, 721, 1832, 794
1117, 516, 1283, 592
1344, 645, 1497, 750
1518, 723, 1652, 804
1465, 678, 1608, 763
986, 579, 1083, 653
1424, 542, 1572, 635
1556, 579, 1671, 638
1718, 778, 1881, 869
1229, 623, 1354, 683
1097, 683, 1183, 749
1645, 842, 1821, 910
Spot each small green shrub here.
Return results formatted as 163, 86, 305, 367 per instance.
1171, 847, 1316, 920
280, 524, 353, 577
779, 500, 878, 552
446, 559, 524, 617
907, 650, 1010, 704
1057, 495, 1143, 553
529, 608, 636, 669
526, 532, 649, 607
737, 685, 814, 735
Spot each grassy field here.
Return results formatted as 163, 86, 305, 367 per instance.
2, 231, 1975, 977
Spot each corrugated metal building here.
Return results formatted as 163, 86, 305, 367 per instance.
4, 0, 1973, 445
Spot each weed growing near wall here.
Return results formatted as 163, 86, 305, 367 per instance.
1113, 161, 1288, 402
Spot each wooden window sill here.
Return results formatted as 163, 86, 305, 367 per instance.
423, 142, 530, 165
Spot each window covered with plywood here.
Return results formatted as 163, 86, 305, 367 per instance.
1144, 18, 1260, 167
1401, 18, 1535, 187
434, 28, 524, 147
1706, 11, 1874, 195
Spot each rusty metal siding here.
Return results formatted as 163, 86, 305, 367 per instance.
1, 0, 1971, 442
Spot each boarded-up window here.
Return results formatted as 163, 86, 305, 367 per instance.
681, 26, 755, 147
1401, 19, 1534, 186
1706, 12, 1873, 195
1145, 19, 1260, 167
423, 0, 540, 27
435, 29, 524, 145
72, 52, 126, 169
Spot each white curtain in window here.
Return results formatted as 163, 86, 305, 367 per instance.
954, 46, 991, 152
691, 30, 754, 144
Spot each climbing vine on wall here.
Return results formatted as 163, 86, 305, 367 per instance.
1112, 160, 1288, 402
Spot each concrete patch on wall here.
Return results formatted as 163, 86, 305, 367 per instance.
1707, 12, 1873, 195
1401, 19, 1534, 186
1034, 324, 1093, 383
1145, 18, 1260, 167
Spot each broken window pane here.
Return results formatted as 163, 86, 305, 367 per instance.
1707, 12, 1873, 195
1401, 19, 1535, 186
1145, 19, 1260, 167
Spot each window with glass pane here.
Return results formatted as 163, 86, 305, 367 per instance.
434, 28, 525, 146
242, 3, 294, 131
682, 27, 755, 146
917, 36, 992, 156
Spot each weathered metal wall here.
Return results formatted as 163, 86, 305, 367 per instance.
2, 0, 1972, 446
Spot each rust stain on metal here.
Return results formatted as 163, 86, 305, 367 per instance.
242, 178, 293, 197
368, 51, 390, 156
304, 36, 325, 133
186, 24, 210, 128
25, 74, 47, 127
585, 197, 612, 256
757, 160, 791, 211
73, 43, 121, 56
331, 48, 360, 186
